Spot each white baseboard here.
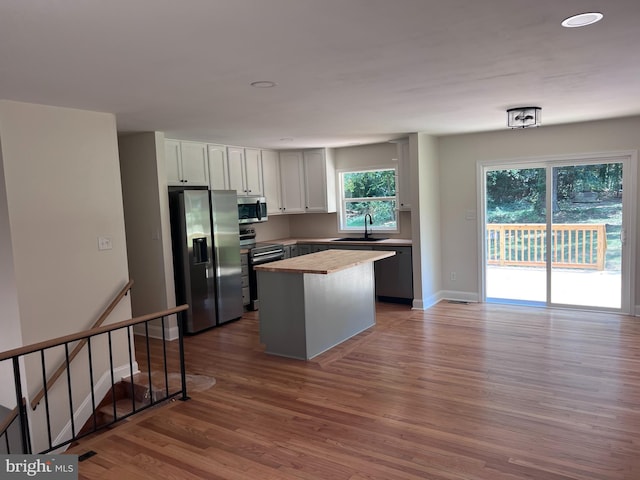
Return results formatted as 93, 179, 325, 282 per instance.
634, 305, 640, 316
412, 292, 441, 310
440, 290, 480, 303
412, 290, 479, 310
52, 362, 139, 452
133, 323, 179, 341
411, 299, 425, 310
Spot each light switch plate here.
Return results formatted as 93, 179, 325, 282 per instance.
98, 236, 113, 250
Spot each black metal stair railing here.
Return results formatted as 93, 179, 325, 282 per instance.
0, 305, 189, 454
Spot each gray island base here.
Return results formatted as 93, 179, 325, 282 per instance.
255, 249, 395, 360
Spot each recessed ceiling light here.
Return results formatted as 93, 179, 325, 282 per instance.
250, 80, 277, 88
561, 12, 603, 28
279, 137, 294, 142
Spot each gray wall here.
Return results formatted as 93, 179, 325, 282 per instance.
438, 115, 640, 310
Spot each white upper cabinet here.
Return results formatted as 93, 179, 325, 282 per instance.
396, 140, 411, 210
227, 147, 245, 194
244, 148, 263, 196
207, 144, 229, 190
165, 139, 182, 185
228, 147, 263, 196
165, 140, 209, 186
279, 151, 306, 214
261, 150, 282, 215
303, 148, 336, 213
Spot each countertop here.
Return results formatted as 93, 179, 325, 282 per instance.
253, 249, 395, 274
266, 237, 412, 247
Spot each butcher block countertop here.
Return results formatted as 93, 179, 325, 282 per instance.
253, 249, 395, 274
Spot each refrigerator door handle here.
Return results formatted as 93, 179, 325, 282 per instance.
193, 237, 209, 264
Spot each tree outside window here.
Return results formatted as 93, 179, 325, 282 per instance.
339, 168, 397, 231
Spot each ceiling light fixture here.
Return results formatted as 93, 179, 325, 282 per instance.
507, 107, 542, 129
561, 12, 603, 28
250, 80, 277, 88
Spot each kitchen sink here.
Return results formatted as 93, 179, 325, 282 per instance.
332, 237, 387, 242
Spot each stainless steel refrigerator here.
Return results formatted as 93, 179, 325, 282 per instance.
168, 188, 243, 333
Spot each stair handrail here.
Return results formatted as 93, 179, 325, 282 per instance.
0, 305, 189, 364
0, 398, 29, 454
0, 401, 19, 438
0, 304, 190, 454
28, 279, 134, 410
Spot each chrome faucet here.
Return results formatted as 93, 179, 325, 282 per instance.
364, 214, 373, 239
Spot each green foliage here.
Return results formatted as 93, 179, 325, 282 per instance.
343, 169, 396, 199
486, 164, 623, 211
486, 168, 546, 217
555, 164, 622, 199
345, 200, 396, 228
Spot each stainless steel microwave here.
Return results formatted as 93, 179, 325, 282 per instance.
238, 196, 268, 224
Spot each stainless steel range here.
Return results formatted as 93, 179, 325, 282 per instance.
247, 242, 285, 310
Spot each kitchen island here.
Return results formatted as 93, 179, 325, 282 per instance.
254, 249, 395, 360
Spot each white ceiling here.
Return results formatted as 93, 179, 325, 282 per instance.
1, 0, 639, 149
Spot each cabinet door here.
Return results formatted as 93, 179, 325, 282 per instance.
208, 144, 228, 190
165, 139, 183, 185
261, 150, 282, 214
303, 149, 327, 212
279, 151, 305, 214
303, 149, 336, 213
180, 141, 209, 186
227, 147, 246, 195
297, 244, 312, 256
244, 148, 263, 196
374, 246, 413, 299
397, 141, 411, 210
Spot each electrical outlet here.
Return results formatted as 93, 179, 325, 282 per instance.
450, 271, 457, 282
98, 236, 112, 251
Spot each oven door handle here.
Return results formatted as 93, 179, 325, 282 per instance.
251, 252, 284, 263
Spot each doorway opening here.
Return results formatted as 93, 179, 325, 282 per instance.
480, 153, 636, 313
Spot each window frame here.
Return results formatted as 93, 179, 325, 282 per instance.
336, 166, 400, 234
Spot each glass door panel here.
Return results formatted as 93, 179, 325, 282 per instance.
550, 164, 623, 308
485, 167, 547, 304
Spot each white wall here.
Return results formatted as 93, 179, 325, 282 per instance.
0, 100, 133, 450
0, 138, 23, 408
118, 132, 179, 339
287, 142, 413, 239
438, 116, 640, 306
288, 211, 413, 239
410, 133, 442, 308
334, 142, 398, 170
119, 132, 166, 314
253, 214, 291, 241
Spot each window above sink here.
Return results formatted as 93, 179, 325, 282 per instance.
337, 167, 399, 234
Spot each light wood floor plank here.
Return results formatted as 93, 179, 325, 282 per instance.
69, 301, 640, 479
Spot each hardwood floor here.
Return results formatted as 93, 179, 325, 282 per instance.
68, 301, 640, 479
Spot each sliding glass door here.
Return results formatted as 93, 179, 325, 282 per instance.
485, 166, 547, 304
483, 155, 632, 312
550, 164, 622, 308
